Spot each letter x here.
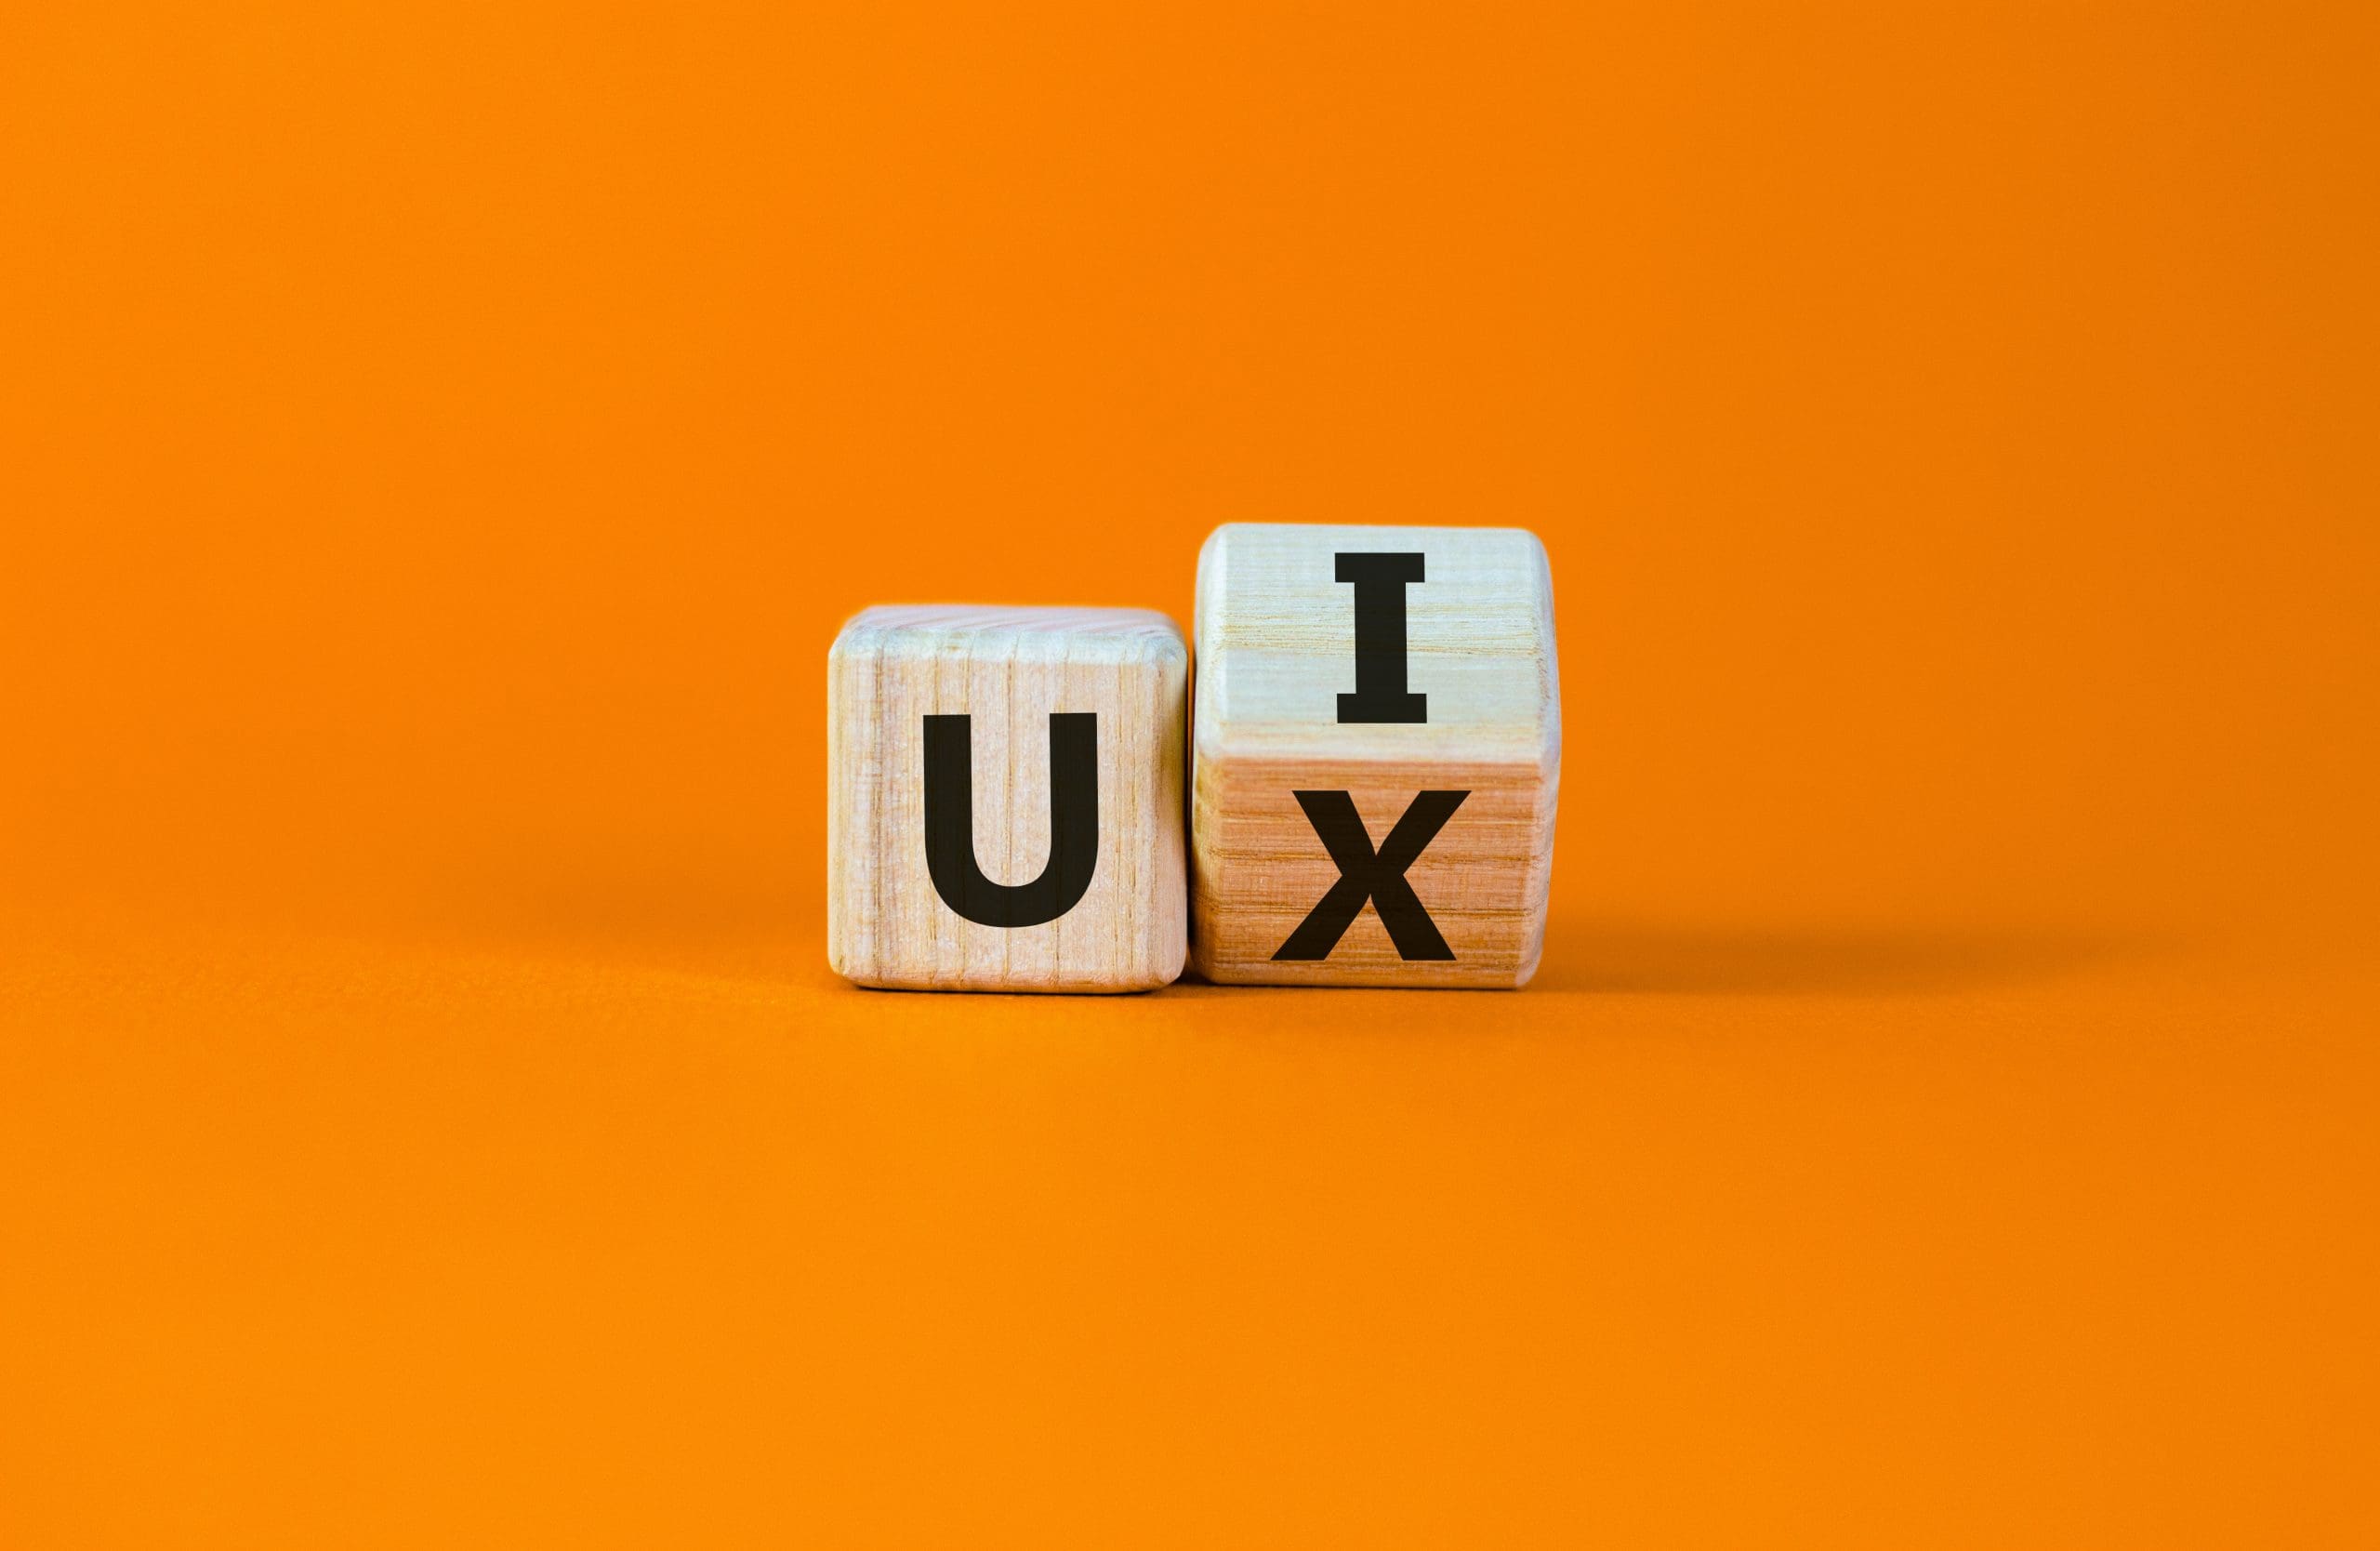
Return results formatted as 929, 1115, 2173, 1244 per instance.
1273, 790, 1470, 961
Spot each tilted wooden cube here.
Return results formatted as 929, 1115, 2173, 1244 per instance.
828, 605, 1188, 992
1190, 524, 1560, 988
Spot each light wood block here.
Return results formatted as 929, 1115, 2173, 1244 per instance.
1190, 524, 1560, 988
828, 605, 1188, 992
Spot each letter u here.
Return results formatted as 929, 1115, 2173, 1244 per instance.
921, 712, 1100, 927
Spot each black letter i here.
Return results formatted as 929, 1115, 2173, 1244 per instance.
1335, 552, 1427, 723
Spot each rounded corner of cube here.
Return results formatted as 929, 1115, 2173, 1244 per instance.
1145, 617, 1192, 669
826, 609, 885, 661
1151, 934, 1190, 989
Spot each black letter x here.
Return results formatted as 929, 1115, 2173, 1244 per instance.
1273, 790, 1470, 961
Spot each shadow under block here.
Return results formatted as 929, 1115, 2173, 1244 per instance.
1190, 524, 1560, 988
828, 605, 1188, 992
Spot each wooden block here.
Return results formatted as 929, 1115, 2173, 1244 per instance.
828, 605, 1188, 992
1190, 524, 1560, 988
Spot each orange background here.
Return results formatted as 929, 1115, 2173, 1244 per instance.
4, 2, 2376, 1544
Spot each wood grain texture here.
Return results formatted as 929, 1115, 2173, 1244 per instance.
1190, 524, 1560, 988
828, 606, 1187, 992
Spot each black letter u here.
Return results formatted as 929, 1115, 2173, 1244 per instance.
922, 712, 1099, 927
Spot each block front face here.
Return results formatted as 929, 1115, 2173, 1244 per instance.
1191, 525, 1559, 988
828, 606, 1187, 992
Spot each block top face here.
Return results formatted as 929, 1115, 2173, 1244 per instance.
832, 604, 1186, 669
1195, 524, 1557, 768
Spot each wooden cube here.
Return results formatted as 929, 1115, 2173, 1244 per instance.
1190, 524, 1560, 988
828, 605, 1188, 992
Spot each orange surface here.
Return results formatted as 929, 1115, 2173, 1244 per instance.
4, 3, 2376, 1544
